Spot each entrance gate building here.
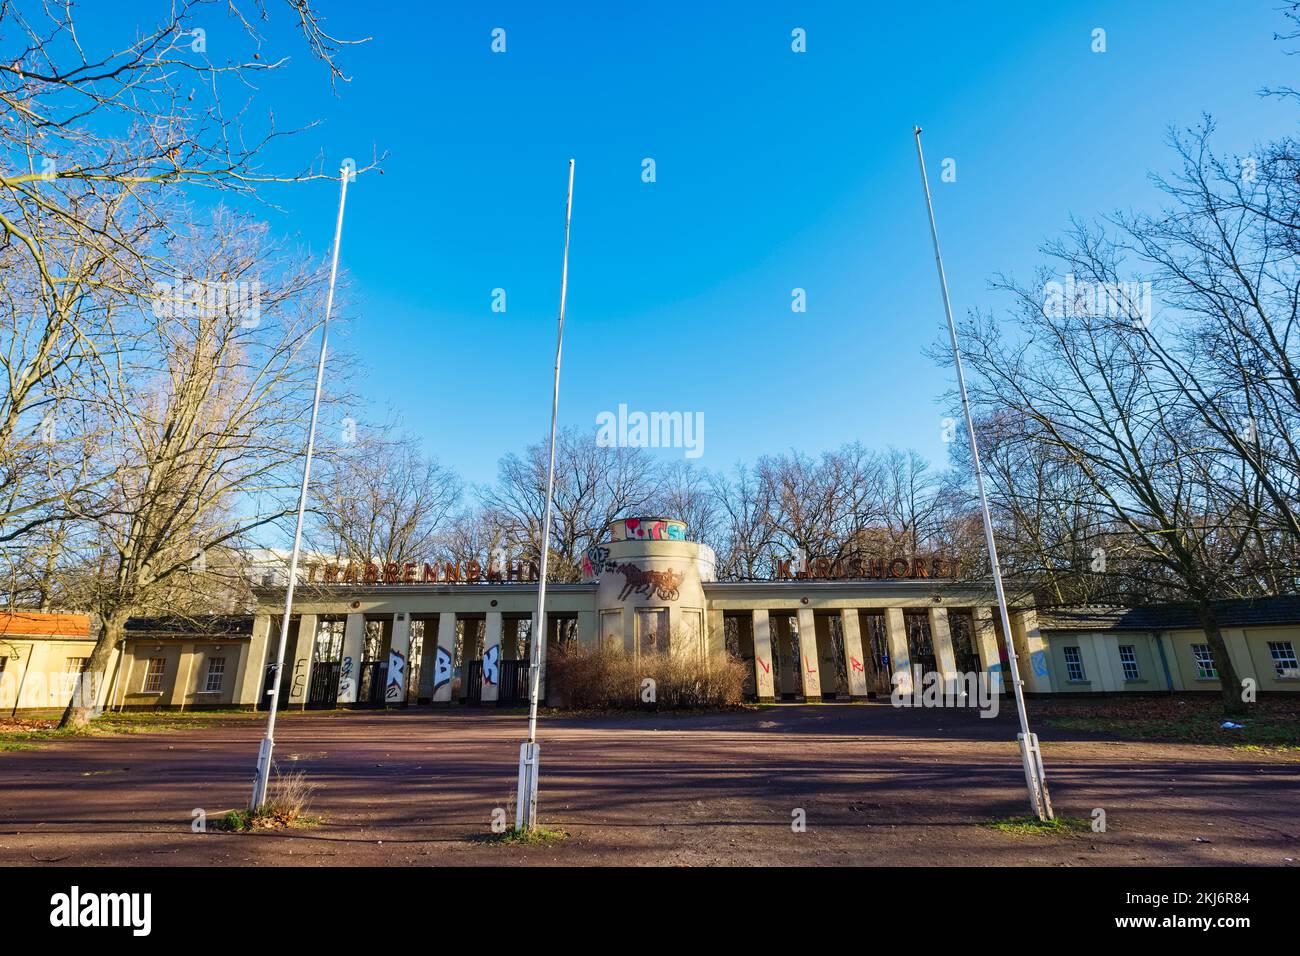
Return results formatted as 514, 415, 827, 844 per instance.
243, 517, 1048, 710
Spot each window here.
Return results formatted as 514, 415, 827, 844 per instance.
1063, 646, 1086, 682
1118, 645, 1141, 681
61, 657, 88, 696
1192, 644, 1217, 680
1269, 641, 1298, 680
0, 656, 7, 677
143, 658, 167, 693
204, 657, 226, 693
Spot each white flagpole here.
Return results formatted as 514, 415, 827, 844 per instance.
912, 127, 1053, 820
516, 158, 575, 832
251, 163, 354, 810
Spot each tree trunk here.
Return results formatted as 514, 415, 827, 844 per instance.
1194, 599, 1247, 716
57, 613, 125, 730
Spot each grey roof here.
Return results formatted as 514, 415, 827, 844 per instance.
1039, 596, 1300, 632
124, 615, 254, 637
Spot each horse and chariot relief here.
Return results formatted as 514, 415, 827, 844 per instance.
611, 562, 683, 601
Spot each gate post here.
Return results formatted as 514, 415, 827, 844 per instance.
432, 612, 456, 705
482, 611, 502, 704
337, 613, 364, 704
971, 607, 1004, 694
287, 614, 318, 710
795, 607, 822, 702
928, 606, 959, 694
840, 609, 869, 701
751, 609, 775, 702
386, 613, 411, 706
883, 607, 912, 697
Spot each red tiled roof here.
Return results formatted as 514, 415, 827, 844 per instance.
0, 612, 92, 639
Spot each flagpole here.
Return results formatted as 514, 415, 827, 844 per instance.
912, 127, 1053, 820
515, 159, 575, 832
251, 163, 353, 810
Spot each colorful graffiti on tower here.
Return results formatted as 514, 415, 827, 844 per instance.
609, 518, 687, 542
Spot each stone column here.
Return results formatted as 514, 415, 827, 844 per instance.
432, 612, 456, 704
286, 614, 317, 708
386, 612, 411, 706
751, 609, 776, 702
795, 607, 822, 701
481, 611, 503, 704
236, 614, 273, 707
883, 607, 912, 695
706, 608, 725, 657
971, 606, 1004, 694
1010, 609, 1052, 693
337, 612, 364, 704
840, 608, 869, 701
929, 606, 959, 691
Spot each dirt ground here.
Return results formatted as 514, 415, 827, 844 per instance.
1, 703, 1297, 866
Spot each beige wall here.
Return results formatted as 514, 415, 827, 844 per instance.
0, 637, 107, 712
113, 640, 249, 710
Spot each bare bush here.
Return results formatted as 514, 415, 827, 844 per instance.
547, 643, 747, 710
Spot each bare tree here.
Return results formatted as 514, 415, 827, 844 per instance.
308, 432, 463, 567
56, 210, 333, 727
648, 461, 722, 556
0, 3, 375, 552
709, 463, 776, 579
960, 277, 1269, 715
480, 427, 658, 581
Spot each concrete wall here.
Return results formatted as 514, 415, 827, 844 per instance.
0, 637, 108, 712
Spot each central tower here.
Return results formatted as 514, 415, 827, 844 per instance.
582, 517, 715, 656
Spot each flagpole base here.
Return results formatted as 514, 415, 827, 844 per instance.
1017, 731, 1053, 820
515, 742, 540, 831
250, 736, 274, 810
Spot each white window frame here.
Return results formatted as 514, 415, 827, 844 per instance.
142, 657, 167, 693
203, 656, 226, 693
1268, 641, 1298, 680
1063, 646, 1086, 682
1191, 644, 1217, 680
1118, 644, 1141, 681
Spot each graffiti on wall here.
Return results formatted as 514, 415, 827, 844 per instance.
1030, 650, 1049, 678
482, 645, 500, 685
583, 545, 611, 578
338, 656, 355, 700
385, 648, 406, 703
612, 518, 686, 542
612, 563, 683, 601
291, 658, 307, 697
432, 646, 453, 691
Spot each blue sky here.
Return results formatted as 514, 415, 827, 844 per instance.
122, 2, 1299, 485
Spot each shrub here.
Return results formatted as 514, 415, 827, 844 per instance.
548, 642, 748, 710
214, 769, 319, 831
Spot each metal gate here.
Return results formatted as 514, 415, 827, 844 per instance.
465, 660, 483, 703
307, 661, 341, 708
904, 612, 936, 677
949, 612, 980, 676
862, 613, 892, 696
498, 660, 530, 705
356, 660, 388, 708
